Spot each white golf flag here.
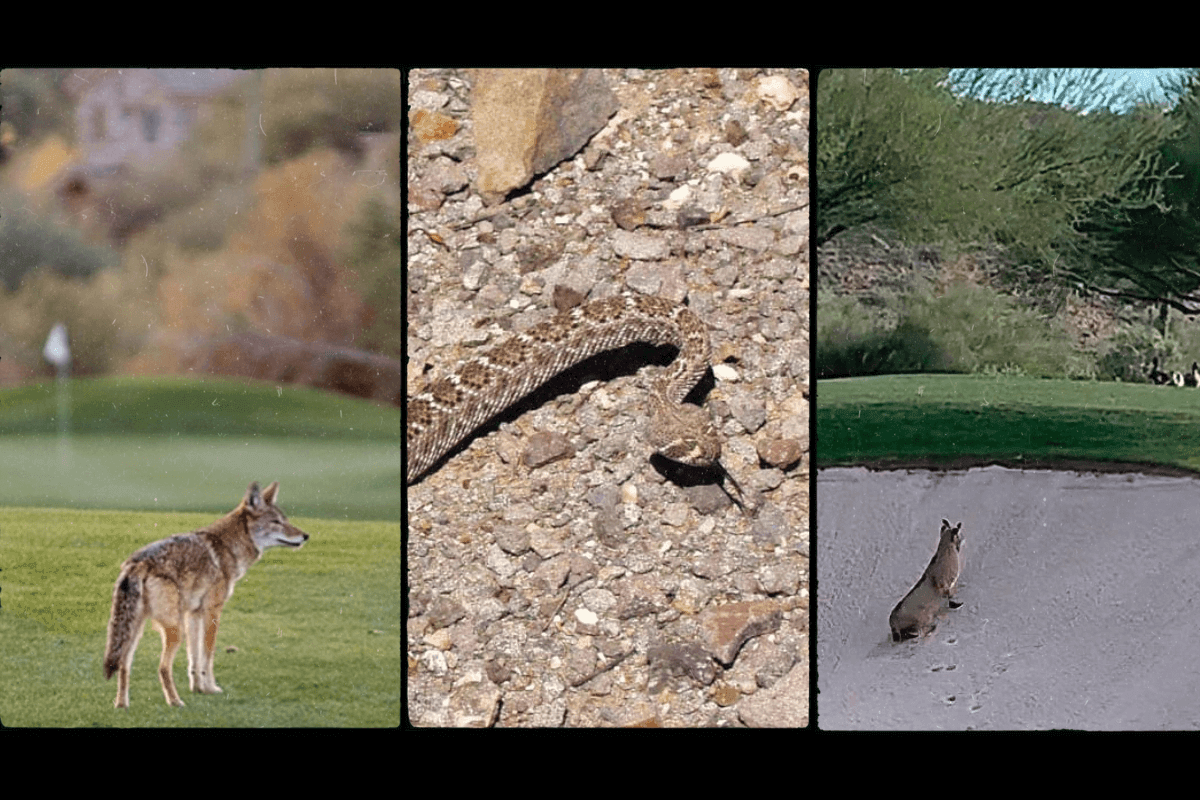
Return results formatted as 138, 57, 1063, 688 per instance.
43, 323, 70, 368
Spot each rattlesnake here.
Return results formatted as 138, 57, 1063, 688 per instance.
406, 293, 720, 486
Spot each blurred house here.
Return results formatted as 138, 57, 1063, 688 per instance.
64, 68, 243, 174
57, 69, 247, 243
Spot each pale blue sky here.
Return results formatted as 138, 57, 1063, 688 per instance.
947, 68, 1196, 114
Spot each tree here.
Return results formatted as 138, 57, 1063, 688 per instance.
816, 69, 956, 245
1058, 73, 1200, 329
0, 68, 74, 142
817, 68, 1184, 273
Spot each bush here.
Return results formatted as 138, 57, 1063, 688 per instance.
261, 69, 401, 164
341, 197, 401, 358
0, 269, 143, 376
817, 283, 1094, 379
0, 203, 116, 291
1097, 319, 1190, 383
905, 283, 1091, 378
818, 320, 948, 379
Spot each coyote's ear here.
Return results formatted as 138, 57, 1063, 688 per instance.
245, 481, 262, 509
261, 481, 279, 505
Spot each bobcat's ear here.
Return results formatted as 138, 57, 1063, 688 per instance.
941, 518, 951, 528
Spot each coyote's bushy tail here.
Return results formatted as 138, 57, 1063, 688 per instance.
103, 569, 143, 680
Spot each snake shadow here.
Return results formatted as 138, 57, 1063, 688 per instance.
409, 340, 718, 486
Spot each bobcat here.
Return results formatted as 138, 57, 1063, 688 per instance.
889, 519, 963, 643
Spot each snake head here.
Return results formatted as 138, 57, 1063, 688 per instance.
647, 402, 720, 466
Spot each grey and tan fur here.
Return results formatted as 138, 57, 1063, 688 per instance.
889, 519, 963, 643
103, 481, 309, 708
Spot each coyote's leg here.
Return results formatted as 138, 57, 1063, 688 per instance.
193, 602, 224, 694
154, 619, 186, 707
113, 623, 145, 709
201, 599, 225, 695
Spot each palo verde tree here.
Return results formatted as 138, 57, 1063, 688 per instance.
817, 68, 1185, 295
816, 68, 961, 246
1059, 73, 1200, 334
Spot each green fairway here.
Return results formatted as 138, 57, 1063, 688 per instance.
0, 375, 399, 438
817, 374, 1200, 473
0, 376, 400, 520
0, 506, 400, 727
0, 434, 399, 520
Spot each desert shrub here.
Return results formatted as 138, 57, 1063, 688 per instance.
905, 283, 1092, 378
817, 283, 1093, 379
341, 197, 401, 358
0, 269, 144, 376
816, 290, 950, 378
0, 203, 116, 291
1096, 321, 1188, 383
159, 183, 248, 253
261, 69, 400, 164
0, 69, 73, 142
818, 319, 948, 379
1166, 312, 1200, 373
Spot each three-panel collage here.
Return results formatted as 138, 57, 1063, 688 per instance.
2, 67, 1198, 730
407, 67, 1200, 729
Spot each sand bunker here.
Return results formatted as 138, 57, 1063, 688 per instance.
818, 465, 1200, 730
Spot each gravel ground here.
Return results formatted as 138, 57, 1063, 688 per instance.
406, 68, 809, 727
819, 465, 1200, 730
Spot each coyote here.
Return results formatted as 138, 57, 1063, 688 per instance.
103, 481, 309, 708
888, 519, 963, 643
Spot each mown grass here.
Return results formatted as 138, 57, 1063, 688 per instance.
0, 506, 400, 727
0, 375, 398, 439
817, 374, 1200, 473
0, 376, 400, 520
